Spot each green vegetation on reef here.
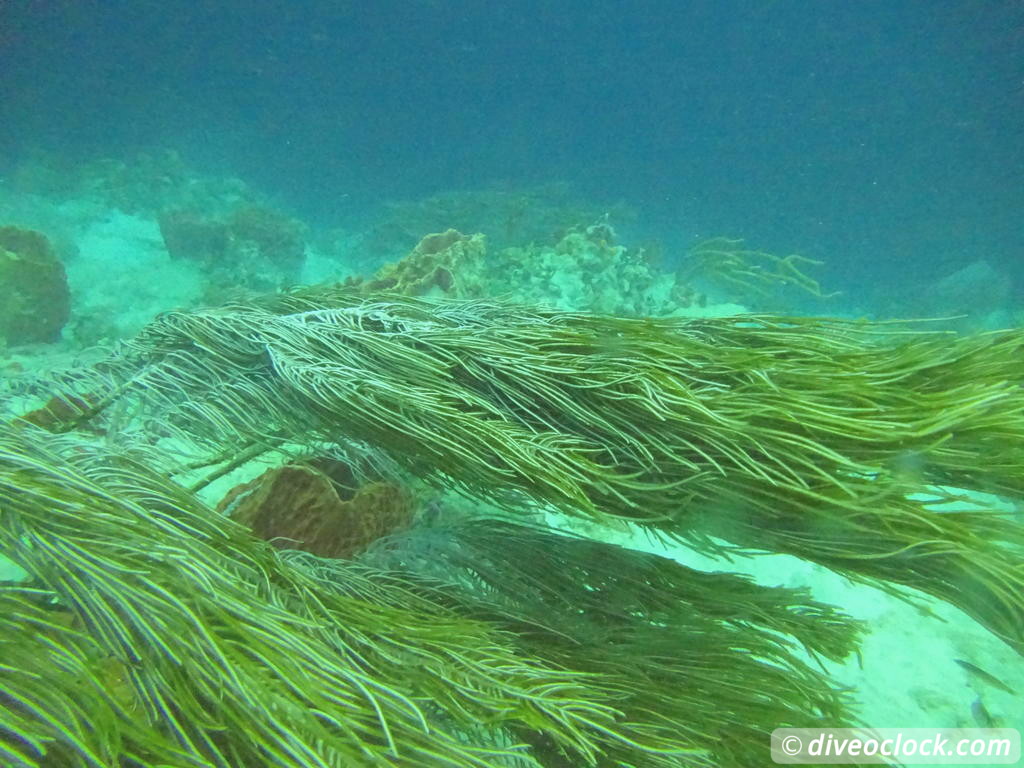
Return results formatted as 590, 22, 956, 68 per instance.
0, 429, 857, 767
3, 286, 1024, 766
680, 237, 838, 302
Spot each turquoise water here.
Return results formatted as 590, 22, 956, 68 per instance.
0, 2, 1021, 766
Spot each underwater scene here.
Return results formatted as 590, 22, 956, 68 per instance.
0, 1, 1022, 766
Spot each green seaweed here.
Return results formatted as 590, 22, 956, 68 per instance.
39, 288, 1023, 652
0, 429, 719, 766
6, 286, 1023, 765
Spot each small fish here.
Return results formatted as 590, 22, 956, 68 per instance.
971, 697, 993, 727
955, 658, 1017, 696
971, 697, 1005, 728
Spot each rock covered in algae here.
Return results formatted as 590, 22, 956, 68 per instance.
0, 226, 71, 345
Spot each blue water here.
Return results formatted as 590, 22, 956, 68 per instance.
1, 0, 1021, 302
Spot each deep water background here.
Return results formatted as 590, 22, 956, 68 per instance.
1, 0, 1022, 302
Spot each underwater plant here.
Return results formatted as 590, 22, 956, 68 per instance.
38, 288, 1022, 646
679, 237, 838, 302
4, 286, 1023, 765
0, 427, 857, 767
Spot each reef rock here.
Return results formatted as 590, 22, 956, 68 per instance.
157, 209, 231, 267
158, 204, 307, 292
0, 226, 71, 345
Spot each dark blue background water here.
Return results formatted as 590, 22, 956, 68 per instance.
1, 0, 1022, 300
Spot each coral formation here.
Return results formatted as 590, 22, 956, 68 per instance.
355, 182, 632, 260
10, 148, 256, 215
486, 219, 688, 315
18, 391, 103, 433
158, 203, 307, 292
891, 259, 1015, 331
227, 204, 307, 277
349, 221, 695, 316
155, 209, 231, 267
352, 228, 486, 297
0, 226, 71, 345
217, 460, 413, 559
